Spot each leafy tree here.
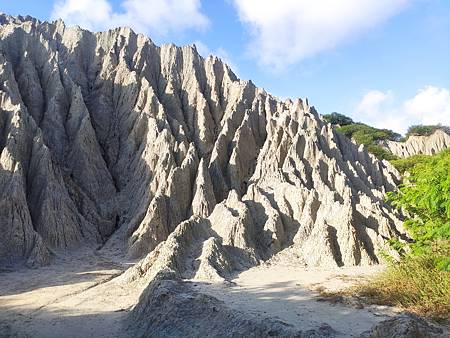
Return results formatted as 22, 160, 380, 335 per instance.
322, 112, 354, 126
388, 148, 450, 269
355, 149, 450, 320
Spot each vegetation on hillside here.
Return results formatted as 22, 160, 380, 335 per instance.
322, 112, 354, 126
322, 112, 450, 162
321, 112, 450, 320
356, 148, 450, 321
388, 148, 450, 259
390, 154, 430, 174
336, 123, 401, 160
322, 112, 401, 160
406, 124, 450, 138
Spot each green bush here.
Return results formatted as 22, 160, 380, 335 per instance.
336, 123, 401, 160
388, 148, 450, 255
406, 124, 450, 138
322, 112, 354, 126
354, 149, 450, 321
337, 123, 401, 143
390, 154, 430, 174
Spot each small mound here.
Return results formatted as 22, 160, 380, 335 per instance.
119, 216, 237, 283
130, 271, 337, 338
359, 314, 446, 338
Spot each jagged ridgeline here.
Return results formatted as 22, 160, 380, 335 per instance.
381, 129, 450, 158
0, 14, 405, 271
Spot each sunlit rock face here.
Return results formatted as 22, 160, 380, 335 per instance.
380, 129, 450, 158
0, 14, 405, 269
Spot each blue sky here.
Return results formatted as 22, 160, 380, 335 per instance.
2, 0, 450, 134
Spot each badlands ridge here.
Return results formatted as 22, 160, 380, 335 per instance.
0, 14, 448, 338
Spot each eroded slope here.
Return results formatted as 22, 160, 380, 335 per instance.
0, 14, 404, 272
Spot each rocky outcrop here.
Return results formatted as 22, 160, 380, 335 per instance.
120, 216, 236, 283
358, 314, 446, 338
380, 129, 450, 158
0, 14, 406, 270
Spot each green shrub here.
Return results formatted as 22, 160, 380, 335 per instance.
406, 124, 450, 138
390, 154, 431, 174
353, 149, 450, 321
336, 123, 401, 160
388, 148, 450, 254
322, 112, 354, 126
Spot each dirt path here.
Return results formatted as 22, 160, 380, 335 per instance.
0, 250, 141, 338
193, 263, 400, 337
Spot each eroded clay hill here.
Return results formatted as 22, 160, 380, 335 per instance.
0, 14, 405, 273
380, 129, 450, 158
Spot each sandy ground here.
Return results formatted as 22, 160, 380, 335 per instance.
0, 250, 141, 338
1, 251, 400, 338
193, 263, 400, 337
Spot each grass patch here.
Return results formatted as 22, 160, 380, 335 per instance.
354, 246, 450, 322
358, 148, 450, 323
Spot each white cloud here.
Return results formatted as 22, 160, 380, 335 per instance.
354, 86, 450, 134
356, 90, 393, 118
52, 0, 112, 31
232, 0, 410, 69
51, 0, 209, 36
354, 90, 408, 133
403, 86, 450, 125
